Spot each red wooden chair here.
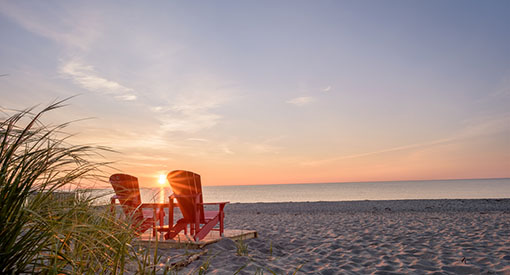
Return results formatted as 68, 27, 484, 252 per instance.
109, 173, 166, 236
163, 170, 229, 241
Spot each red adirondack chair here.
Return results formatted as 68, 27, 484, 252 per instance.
164, 170, 229, 241
109, 173, 166, 236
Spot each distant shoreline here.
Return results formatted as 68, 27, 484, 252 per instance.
225, 198, 510, 213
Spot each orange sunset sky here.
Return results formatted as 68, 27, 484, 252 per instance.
1, 1, 509, 187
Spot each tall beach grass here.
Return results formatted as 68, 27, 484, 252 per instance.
0, 101, 139, 273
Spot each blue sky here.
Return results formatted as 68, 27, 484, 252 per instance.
1, 1, 509, 186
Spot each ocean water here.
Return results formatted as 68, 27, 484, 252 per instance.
99, 178, 510, 204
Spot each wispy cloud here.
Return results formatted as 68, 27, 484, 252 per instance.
0, 2, 100, 51
148, 75, 234, 134
159, 112, 220, 133
221, 145, 235, 155
251, 143, 281, 154
491, 74, 510, 97
186, 138, 209, 142
150, 106, 165, 113
301, 137, 455, 167
59, 60, 137, 101
301, 113, 510, 167
323, 86, 332, 92
156, 99, 223, 133
287, 96, 314, 106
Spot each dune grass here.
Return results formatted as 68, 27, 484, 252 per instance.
0, 101, 140, 273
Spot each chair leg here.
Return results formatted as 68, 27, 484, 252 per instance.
194, 215, 200, 240
219, 213, 224, 237
165, 221, 187, 240
195, 216, 219, 241
219, 204, 226, 237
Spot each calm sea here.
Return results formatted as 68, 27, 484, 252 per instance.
96, 178, 510, 204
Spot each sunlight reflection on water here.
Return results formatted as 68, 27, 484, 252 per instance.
158, 187, 165, 203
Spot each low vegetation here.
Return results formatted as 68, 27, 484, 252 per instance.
0, 101, 137, 273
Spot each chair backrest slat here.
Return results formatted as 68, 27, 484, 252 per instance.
167, 170, 205, 222
109, 173, 143, 221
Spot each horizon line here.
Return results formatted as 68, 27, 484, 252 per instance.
87, 176, 510, 189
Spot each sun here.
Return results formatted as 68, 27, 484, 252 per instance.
158, 174, 166, 185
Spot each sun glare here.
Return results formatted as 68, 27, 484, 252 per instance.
158, 174, 166, 185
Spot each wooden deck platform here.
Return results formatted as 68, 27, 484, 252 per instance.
134, 229, 258, 249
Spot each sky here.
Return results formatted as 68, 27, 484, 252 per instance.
0, 1, 509, 187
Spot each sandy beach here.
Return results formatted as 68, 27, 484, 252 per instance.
157, 199, 510, 274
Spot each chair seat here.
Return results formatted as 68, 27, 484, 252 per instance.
141, 208, 163, 219
175, 211, 219, 223
204, 210, 219, 221
139, 217, 155, 233
142, 209, 155, 218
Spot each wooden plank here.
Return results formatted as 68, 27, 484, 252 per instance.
134, 229, 257, 249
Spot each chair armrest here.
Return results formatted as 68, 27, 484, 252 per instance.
139, 203, 166, 221
110, 195, 130, 212
169, 193, 201, 206
140, 203, 168, 208
199, 202, 229, 213
199, 202, 230, 206
171, 194, 201, 198
110, 195, 124, 203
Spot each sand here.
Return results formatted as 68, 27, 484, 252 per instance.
156, 199, 510, 274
